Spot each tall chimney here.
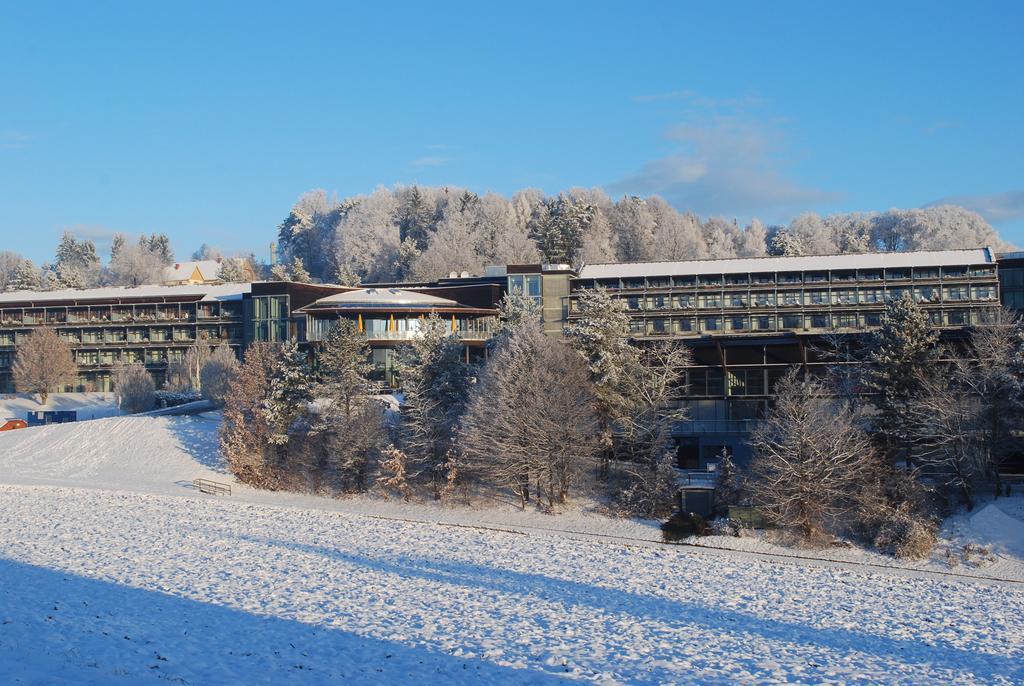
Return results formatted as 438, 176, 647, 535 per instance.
270, 242, 277, 266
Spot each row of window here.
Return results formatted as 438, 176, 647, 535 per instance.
627, 308, 984, 336
590, 285, 997, 312
574, 266, 996, 291
0, 302, 242, 326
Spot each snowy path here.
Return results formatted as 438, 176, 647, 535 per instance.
1, 483, 1022, 685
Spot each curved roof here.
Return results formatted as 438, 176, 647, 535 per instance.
305, 288, 460, 309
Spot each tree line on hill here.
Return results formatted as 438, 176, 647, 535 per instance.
273, 186, 1011, 285
1, 187, 1011, 293
0, 233, 260, 292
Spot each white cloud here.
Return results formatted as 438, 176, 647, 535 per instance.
927, 190, 1024, 223
609, 110, 839, 216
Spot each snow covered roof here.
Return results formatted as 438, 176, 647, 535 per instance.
300, 288, 460, 310
0, 283, 250, 306
578, 248, 995, 280
163, 259, 222, 283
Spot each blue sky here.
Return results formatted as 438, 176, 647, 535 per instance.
2, 1, 1022, 264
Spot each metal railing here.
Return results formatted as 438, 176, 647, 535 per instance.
193, 478, 231, 496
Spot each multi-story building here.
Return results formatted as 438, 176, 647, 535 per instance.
0, 280, 501, 393
559, 247, 1002, 466
1, 247, 1017, 467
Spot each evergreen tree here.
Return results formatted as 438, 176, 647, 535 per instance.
110, 234, 126, 261
262, 341, 313, 454
529, 194, 595, 265
54, 262, 84, 289
564, 287, 637, 478
768, 228, 805, 256
398, 186, 434, 250
217, 257, 246, 283
270, 262, 291, 281
9, 259, 41, 291
395, 315, 470, 499
316, 319, 373, 415
861, 294, 939, 465
141, 233, 175, 265
291, 257, 312, 284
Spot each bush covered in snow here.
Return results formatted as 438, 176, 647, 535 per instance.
872, 508, 939, 560
115, 363, 156, 414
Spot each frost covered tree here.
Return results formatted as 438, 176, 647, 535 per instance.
12, 327, 76, 404
736, 219, 769, 257
908, 359, 985, 509
953, 309, 1024, 496
262, 340, 313, 451
270, 261, 291, 281
309, 320, 382, 492
0, 251, 26, 292
9, 259, 41, 291
614, 342, 691, 517
107, 241, 166, 286
612, 196, 658, 262
861, 294, 939, 465
461, 312, 599, 509
290, 257, 312, 284
394, 315, 470, 499
217, 257, 248, 283
750, 369, 877, 542
199, 344, 239, 407
564, 287, 636, 479
114, 362, 156, 414
768, 228, 805, 256
221, 343, 282, 487
529, 194, 595, 265
54, 231, 101, 287
139, 233, 175, 265
410, 201, 485, 281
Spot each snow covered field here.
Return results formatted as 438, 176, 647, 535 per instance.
1, 415, 1023, 684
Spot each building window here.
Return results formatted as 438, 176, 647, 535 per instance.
862, 312, 882, 327
752, 315, 774, 331
751, 292, 775, 307
700, 316, 722, 332
781, 314, 802, 329
810, 313, 830, 329
780, 292, 802, 306
252, 295, 289, 342
675, 317, 695, 333
698, 294, 722, 309
946, 310, 969, 326
728, 315, 747, 331
676, 294, 695, 309
728, 293, 747, 307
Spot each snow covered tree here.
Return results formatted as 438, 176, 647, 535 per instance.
53, 261, 84, 289
410, 201, 485, 281
270, 261, 291, 281
736, 219, 769, 257
767, 227, 805, 256
315, 319, 373, 416
495, 289, 543, 342
54, 231, 100, 286
306, 322, 384, 493
394, 315, 470, 499
9, 259, 41, 291
290, 257, 312, 284
114, 362, 156, 414
217, 257, 248, 283
701, 217, 741, 258
712, 446, 740, 517
139, 233, 175, 265
221, 343, 282, 487
398, 185, 434, 251
953, 309, 1024, 496
908, 359, 985, 509
107, 242, 165, 286
611, 196, 658, 262
262, 340, 313, 452
110, 234, 126, 261
0, 251, 26, 292
750, 369, 877, 542
461, 312, 599, 509
564, 287, 636, 478
529, 194, 595, 265
861, 294, 939, 465
613, 342, 691, 517
12, 327, 76, 404
199, 344, 239, 407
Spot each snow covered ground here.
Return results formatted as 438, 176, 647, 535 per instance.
1, 415, 1023, 684
0, 392, 120, 422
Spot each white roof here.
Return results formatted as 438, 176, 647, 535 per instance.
578, 248, 994, 280
306, 288, 458, 308
0, 283, 250, 305
164, 259, 223, 282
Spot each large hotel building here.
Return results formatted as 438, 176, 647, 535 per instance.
2, 247, 1021, 466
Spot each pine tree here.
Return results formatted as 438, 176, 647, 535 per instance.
861, 294, 939, 465
9, 260, 41, 291
54, 262, 84, 289
395, 315, 470, 499
316, 319, 373, 415
221, 343, 282, 488
564, 287, 637, 478
768, 228, 805, 256
399, 186, 434, 250
529, 194, 595, 265
291, 257, 312, 283
110, 234, 126, 261
262, 341, 313, 452
217, 257, 246, 283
